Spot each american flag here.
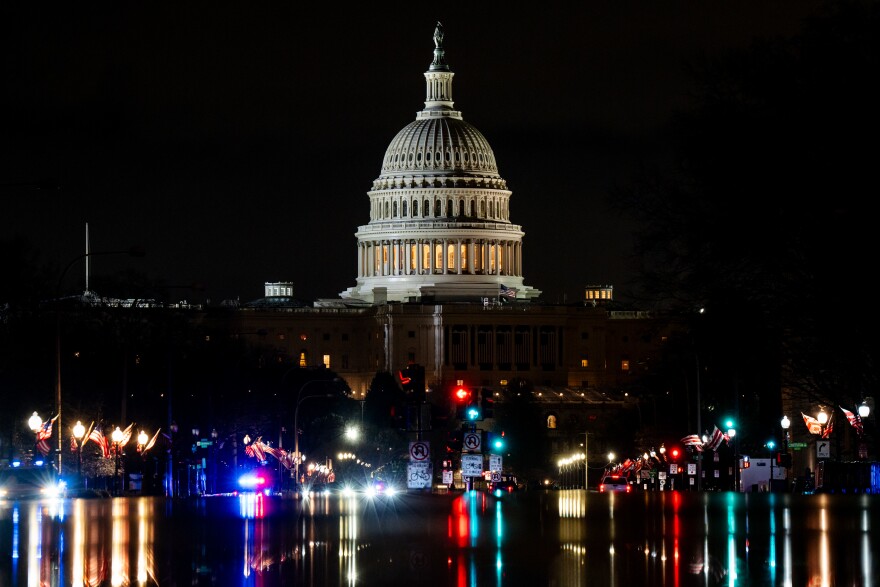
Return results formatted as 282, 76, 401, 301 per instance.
840, 406, 863, 437
499, 285, 517, 299
681, 434, 703, 451
802, 412, 823, 435
118, 423, 135, 447
821, 413, 833, 439
89, 426, 111, 458
140, 428, 162, 453
35, 415, 58, 456
706, 426, 726, 452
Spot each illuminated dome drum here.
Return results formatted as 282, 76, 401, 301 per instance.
340, 23, 541, 303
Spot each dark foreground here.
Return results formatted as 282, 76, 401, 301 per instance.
1, 489, 877, 586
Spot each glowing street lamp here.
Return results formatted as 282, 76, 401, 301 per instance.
28, 412, 42, 433
73, 420, 87, 481
111, 426, 124, 496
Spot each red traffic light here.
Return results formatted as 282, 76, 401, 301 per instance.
454, 387, 470, 402
671, 448, 680, 459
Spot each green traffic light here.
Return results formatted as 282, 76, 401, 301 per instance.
466, 406, 481, 420
724, 419, 735, 429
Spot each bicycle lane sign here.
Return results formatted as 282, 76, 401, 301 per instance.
407, 462, 432, 489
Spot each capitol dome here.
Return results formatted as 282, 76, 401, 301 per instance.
339, 23, 541, 304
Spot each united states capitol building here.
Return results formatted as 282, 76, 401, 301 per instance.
203, 24, 684, 433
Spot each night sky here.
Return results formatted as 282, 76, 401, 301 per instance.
1, 2, 827, 304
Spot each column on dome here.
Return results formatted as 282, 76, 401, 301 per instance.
442, 239, 449, 274
467, 240, 475, 274
516, 241, 523, 276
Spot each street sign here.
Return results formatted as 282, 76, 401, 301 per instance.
788, 442, 807, 449
489, 454, 502, 472
687, 463, 696, 475
409, 441, 430, 461
407, 461, 432, 489
461, 454, 483, 477
463, 432, 481, 453
817, 440, 831, 459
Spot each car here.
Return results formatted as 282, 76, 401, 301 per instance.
598, 475, 631, 493
0, 466, 67, 500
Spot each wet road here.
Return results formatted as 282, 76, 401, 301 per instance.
1, 489, 877, 586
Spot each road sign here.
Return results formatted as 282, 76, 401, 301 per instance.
817, 440, 830, 459
788, 442, 807, 449
489, 454, 502, 472
407, 461, 432, 489
463, 432, 481, 453
409, 441, 430, 461
461, 454, 483, 477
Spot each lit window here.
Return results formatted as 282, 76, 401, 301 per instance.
323, 354, 330, 369
547, 415, 557, 429
298, 352, 307, 367
299, 334, 308, 341
621, 360, 630, 371
581, 355, 589, 368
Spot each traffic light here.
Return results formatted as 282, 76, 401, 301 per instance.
465, 403, 483, 421
454, 385, 471, 419
490, 431, 505, 452
776, 452, 792, 467
481, 393, 495, 418
670, 447, 680, 460
398, 364, 425, 401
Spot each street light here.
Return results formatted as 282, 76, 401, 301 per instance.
111, 426, 124, 496
28, 411, 42, 433
73, 420, 87, 483
727, 426, 737, 492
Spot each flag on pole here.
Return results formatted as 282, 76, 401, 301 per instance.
88, 426, 111, 458
706, 426, 726, 451
839, 406, 864, 436
802, 412, 823, 435
142, 428, 162, 453
680, 434, 704, 452
821, 413, 833, 439
35, 414, 58, 456
500, 285, 517, 299
118, 423, 135, 447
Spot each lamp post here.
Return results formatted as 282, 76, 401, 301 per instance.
781, 415, 791, 486
293, 391, 334, 494
73, 420, 86, 484
727, 426, 737, 492
858, 401, 871, 460
28, 412, 41, 464
136, 429, 148, 494
111, 426, 123, 496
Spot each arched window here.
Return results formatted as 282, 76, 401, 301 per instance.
459, 199, 465, 216
435, 199, 442, 217
547, 414, 557, 429
402, 201, 408, 217
412, 200, 418, 216
447, 199, 454, 217
424, 199, 430, 216
393, 201, 398, 217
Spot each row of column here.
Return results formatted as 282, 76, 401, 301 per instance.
357, 239, 522, 278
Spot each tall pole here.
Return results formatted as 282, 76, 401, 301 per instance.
695, 354, 702, 492
584, 432, 589, 490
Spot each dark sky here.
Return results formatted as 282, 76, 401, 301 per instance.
1, 2, 827, 304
